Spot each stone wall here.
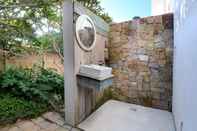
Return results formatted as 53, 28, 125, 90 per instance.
6, 53, 64, 74
109, 14, 173, 110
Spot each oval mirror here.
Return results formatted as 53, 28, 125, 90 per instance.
76, 15, 96, 51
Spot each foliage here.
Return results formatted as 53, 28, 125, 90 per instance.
0, 66, 64, 104
36, 32, 63, 56
0, 66, 64, 124
76, 0, 112, 23
1, 0, 111, 57
0, 94, 48, 125
0, 0, 63, 54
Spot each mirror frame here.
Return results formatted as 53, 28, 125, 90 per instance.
75, 15, 96, 51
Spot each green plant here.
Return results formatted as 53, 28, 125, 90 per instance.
0, 66, 64, 125
0, 94, 48, 125
76, 0, 112, 23
36, 68, 64, 98
0, 66, 64, 106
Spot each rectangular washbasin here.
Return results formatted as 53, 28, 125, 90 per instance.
79, 64, 112, 80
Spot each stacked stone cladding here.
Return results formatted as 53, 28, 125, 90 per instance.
109, 13, 173, 110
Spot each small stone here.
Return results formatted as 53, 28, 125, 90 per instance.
149, 63, 159, 69
137, 48, 146, 54
138, 55, 149, 62
155, 41, 165, 48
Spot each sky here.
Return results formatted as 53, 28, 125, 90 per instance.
100, 0, 151, 23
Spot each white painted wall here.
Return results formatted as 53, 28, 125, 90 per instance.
173, 0, 197, 131
152, 0, 173, 16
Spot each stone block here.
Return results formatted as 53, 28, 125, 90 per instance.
143, 82, 150, 91
153, 15, 163, 24
128, 89, 138, 98
128, 60, 138, 71
139, 31, 154, 41
110, 23, 122, 32
139, 91, 148, 98
149, 63, 159, 69
137, 48, 146, 55
137, 62, 149, 72
146, 16, 154, 24
154, 35, 163, 43
128, 82, 137, 87
138, 55, 149, 61
154, 24, 164, 35
158, 60, 166, 65
17, 121, 40, 131
162, 13, 173, 29
155, 41, 166, 48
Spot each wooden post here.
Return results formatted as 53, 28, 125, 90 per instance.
63, 0, 78, 126
0, 42, 5, 72
63, 0, 109, 126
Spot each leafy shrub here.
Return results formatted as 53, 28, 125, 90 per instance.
0, 66, 64, 107
0, 94, 48, 125
0, 67, 64, 125
36, 68, 64, 99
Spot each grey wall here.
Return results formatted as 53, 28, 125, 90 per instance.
173, 0, 197, 131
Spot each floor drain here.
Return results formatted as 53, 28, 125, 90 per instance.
130, 107, 137, 111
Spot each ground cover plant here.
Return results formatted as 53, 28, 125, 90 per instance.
0, 66, 64, 125
0, 94, 48, 125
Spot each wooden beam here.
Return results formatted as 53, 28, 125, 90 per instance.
63, 0, 78, 126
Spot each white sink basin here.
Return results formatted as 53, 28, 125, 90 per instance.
79, 64, 112, 80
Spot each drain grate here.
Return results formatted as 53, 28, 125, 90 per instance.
130, 107, 137, 112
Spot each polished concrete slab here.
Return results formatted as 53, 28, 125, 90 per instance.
78, 100, 175, 131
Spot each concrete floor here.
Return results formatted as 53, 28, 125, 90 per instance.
78, 100, 175, 131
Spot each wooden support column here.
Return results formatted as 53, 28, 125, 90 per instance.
63, 0, 78, 126
0, 42, 5, 72
63, 0, 108, 126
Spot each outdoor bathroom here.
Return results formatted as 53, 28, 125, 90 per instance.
0, 0, 197, 131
